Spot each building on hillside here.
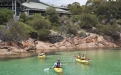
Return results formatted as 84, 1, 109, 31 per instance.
0, 0, 71, 17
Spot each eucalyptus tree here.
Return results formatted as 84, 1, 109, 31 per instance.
67, 2, 82, 15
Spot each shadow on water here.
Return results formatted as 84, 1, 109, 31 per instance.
0, 51, 37, 61
0, 49, 59, 61
58, 72, 63, 75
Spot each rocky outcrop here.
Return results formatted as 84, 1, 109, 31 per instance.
0, 33, 120, 55
35, 33, 118, 50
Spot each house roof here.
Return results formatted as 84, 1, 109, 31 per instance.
29, 0, 40, 3
22, 2, 70, 14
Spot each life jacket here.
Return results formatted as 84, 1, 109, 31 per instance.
81, 56, 85, 60
56, 62, 61, 68
77, 55, 80, 58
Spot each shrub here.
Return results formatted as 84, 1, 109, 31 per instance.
37, 29, 51, 40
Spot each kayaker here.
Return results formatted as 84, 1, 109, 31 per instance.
41, 49, 45, 55
77, 53, 81, 59
53, 60, 62, 68
39, 49, 45, 56
81, 54, 85, 60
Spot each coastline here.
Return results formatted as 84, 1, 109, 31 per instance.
0, 47, 120, 61
0, 33, 120, 58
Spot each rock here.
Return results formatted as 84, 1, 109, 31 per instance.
0, 33, 120, 56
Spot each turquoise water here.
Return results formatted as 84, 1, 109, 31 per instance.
0, 48, 121, 75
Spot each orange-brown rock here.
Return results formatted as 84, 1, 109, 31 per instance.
86, 38, 93, 43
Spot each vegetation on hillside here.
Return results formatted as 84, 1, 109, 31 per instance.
0, 0, 121, 43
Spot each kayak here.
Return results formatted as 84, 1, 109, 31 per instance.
76, 58, 88, 64
38, 55, 45, 58
54, 68, 63, 73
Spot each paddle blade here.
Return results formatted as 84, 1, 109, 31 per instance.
85, 58, 90, 60
44, 68, 52, 71
44, 68, 50, 71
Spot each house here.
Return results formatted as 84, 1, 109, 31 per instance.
0, 0, 71, 17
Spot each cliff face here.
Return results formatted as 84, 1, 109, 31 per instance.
36, 33, 117, 50
0, 33, 120, 55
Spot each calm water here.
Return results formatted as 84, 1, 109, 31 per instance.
0, 48, 121, 75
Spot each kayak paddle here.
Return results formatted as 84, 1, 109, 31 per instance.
44, 68, 52, 71
85, 58, 90, 60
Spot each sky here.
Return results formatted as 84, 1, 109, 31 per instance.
40, 0, 87, 6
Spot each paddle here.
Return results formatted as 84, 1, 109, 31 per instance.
85, 58, 90, 60
44, 64, 67, 71
44, 68, 52, 71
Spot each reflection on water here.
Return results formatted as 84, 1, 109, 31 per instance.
76, 62, 90, 70
0, 49, 56, 61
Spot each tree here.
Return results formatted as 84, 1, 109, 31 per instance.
68, 2, 82, 15
27, 14, 51, 30
59, 16, 80, 37
19, 12, 29, 23
79, 13, 99, 29
27, 13, 51, 40
0, 20, 30, 42
45, 6, 59, 23
0, 8, 13, 25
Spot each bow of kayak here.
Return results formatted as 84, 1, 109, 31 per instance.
38, 55, 45, 58
54, 68, 63, 73
76, 58, 88, 64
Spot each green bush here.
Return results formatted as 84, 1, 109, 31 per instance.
78, 31, 87, 37
79, 13, 99, 29
117, 19, 121, 25
19, 13, 29, 23
95, 24, 121, 40
0, 8, 13, 25
71, 15, 80, 22
37, 29, 50, 40
0, 25, 4, 30
27, 14, 51, 30
51, 22, 60, 31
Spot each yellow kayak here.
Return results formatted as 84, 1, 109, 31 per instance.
76, 58, 88, 64
38, 55, 45, 58
54, 68, 63, 73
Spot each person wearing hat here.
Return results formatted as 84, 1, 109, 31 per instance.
53, 60, 62, 68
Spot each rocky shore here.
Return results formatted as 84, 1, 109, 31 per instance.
0, 33, 120, 56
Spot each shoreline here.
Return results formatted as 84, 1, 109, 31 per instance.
0, 47, 120, 61
0, 33, 121, 58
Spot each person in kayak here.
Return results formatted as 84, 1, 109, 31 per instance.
38, 49, 45, 56
53, 60, 62, 68
77, 53, 81, 59
81, 54, 85, 60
